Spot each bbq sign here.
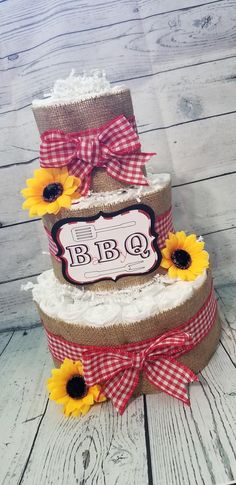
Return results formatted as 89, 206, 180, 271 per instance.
51, 204, 162, 285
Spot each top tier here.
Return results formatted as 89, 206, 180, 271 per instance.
32, 72, 136, 193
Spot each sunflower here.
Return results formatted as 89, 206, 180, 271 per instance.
160, 231, 209, 281
47, 358, 106, 417
21, 167, 81, 217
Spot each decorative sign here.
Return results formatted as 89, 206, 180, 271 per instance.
51, 204, 162, 285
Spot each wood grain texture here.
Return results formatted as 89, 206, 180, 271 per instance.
142, 112, 236, 183
0, 277, 40, 332
0, 220, 50, 283
20, 398, 148, 485
1, 0, 236, 114
216, 285, 236, 363
0, 328, 50, 485
0, 332, 14, 354
146, 343, 236, 485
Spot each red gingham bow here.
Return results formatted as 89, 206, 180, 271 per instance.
39, 115, 155, 195
82, 330, 198, 415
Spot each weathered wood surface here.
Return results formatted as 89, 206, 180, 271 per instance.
0, 328, 49, 485
1, 0, 235, 114
216, 285, 236, 363
0, 2, 235, 325
0, 277, 39, 332
0, 285, 235, 485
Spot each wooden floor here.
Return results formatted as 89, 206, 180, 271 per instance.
0, 285, 235, 485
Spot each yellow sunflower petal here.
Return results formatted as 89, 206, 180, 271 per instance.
62, 175, 76, 190
64, 186, 79, 196
33, 168, 54, 183
165, 237, 178, 252
22, 197, 42, 209
187, 241, 205, 254
182, 234, 198, 250
55, 396, 70, 405
21, 188, 42, 198
64, 398, 79, 416
168, 265, 178, 278
36, 203, 51, 217
57, 194, 72, 209
81, 394, 95, 405
177, 268, 196, 281
96, 393, 107, 403
160, 258, 172, 269
70, 408, 82, 417
80, 404, 91, 416
49, 388, 68, 400
90, 385, 107, 402
29, 205, 41, 217
75, 361, 84, 374
176, 231, 187, 246
46, 201, 60, 214
162, 248, 171, 259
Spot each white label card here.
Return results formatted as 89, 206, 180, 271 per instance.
51, 204, 162, 285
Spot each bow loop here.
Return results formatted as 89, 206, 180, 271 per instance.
39, 115, 155, 195
82, 330, 197, 414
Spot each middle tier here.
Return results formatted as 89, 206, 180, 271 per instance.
42, 173, 173, 291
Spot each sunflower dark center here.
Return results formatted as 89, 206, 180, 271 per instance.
171, 249, 191, 269
43, 183, 63, 202
66, 375, 87, 399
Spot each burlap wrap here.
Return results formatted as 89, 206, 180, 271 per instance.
42, 181, 171, 290
32, 89, 141, 193
38, 270, 221, 395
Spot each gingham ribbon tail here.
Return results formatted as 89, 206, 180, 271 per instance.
40, 115, 155, 195
82, 330, 198, 415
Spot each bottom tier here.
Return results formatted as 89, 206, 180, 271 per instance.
31, 269, 221, 412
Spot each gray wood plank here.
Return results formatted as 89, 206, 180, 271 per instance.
0, 328, 50, 485
216, 285, 236, 364
1, 1, 235, 115
0, 0, 221, 53
0, 332, 14, 354
0, 220, 50, 283
138, 0, 221, 16
0, 277, 40, 332
143, 111, 236, 184
146, 343, 236, 485
20, 398, 148, 485
205, 228, 236, 286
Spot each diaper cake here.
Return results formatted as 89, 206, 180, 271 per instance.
22, 72, 221, 417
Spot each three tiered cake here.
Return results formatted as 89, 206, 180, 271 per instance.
22, 72, 221, 416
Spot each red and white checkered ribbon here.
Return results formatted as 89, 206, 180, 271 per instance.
44, 226, 61, 261
155, 207, 174, 248
45, 286, 217, 414
39, 115, 155, 195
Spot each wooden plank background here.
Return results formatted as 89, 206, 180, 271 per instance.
1, 0, 236, 332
